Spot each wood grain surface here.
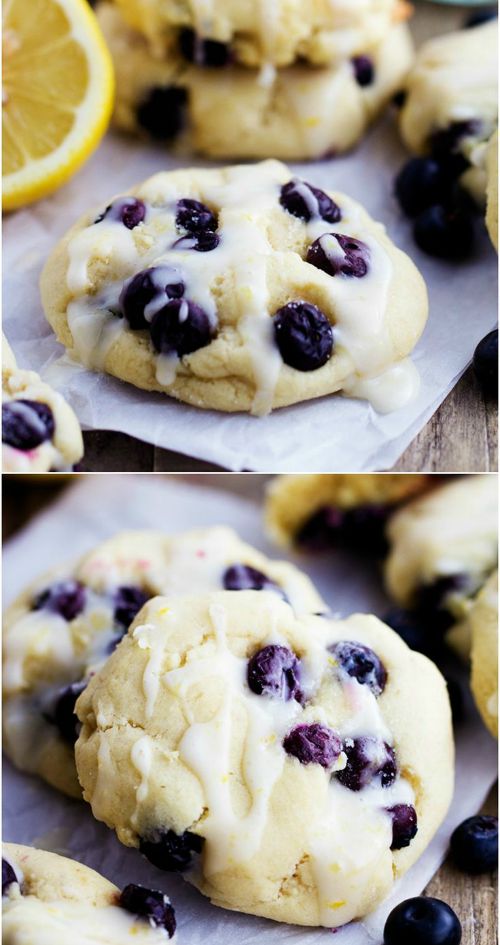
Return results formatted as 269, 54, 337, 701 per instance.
2, 473, 497, 945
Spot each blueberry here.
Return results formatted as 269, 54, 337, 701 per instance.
119, 267, 185, 331
94, 197, 146, 230
450, 815, 498, 873
331, 640, 387, 695
119, 884, 176, 936
383, 607, 442, 659
247, 645, 302, 702
150, 298, 214, 357
3, 400, 55, 451
465, 9, 497, 28
430, 120, 481, 159
395, 158, 445, 218
223, 564, 285, 598
273, 301, 333, 371
173, 231, 220, 252
176, 198, 217, 235
473, 330, 498, 399
33, 580, 86, 621
45, 680, 86, 745
179, 28, 232, 67
336, 737, 397, 791
388, 804, 418, 849
307, 233, 369, 278
384, 897, 462, 945
2, 859, 18, 896
416, 575, 467, 633
283, 723, 342, 768
113, 585, 150, 629
140, 829, 203, 872
352, 55, 374, 86
279, 179, 341, 224
413, 205, 475, 260
136, 86, 187, 140
341, 504, 390, 556
296, 506, 344, 550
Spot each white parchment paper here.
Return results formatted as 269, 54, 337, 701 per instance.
3, 7, 497, 471
3, 475, 498, 943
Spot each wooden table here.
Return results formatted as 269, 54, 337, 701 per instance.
3, 473, 497, 945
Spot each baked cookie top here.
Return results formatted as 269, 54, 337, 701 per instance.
75, 591, 453, 928
2, 844, 176, 943
3, 526, 325, 798
41, 160, 427, 415
470, 570, 498, 739
113, 0, 405, 68
2, 335, 83, 473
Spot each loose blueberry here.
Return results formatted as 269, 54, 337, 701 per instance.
331, 640, 387, 695
296, 506, 344, 551
2, 400, 55, 451
94, 197, 146, 230
33, 580, 86, 621
336, 737, 397, 791
179, 28, 232, 67
140, 829, 203, 872
150, 298, 214, 357
450, 815, 498, 873
388, 804, 418, 849
173, 231, 220, 252
283, 723, 342, 768
247, 645, 302, 702
352, 55, 374, 86
136, 86, 187, 140
307, 233, 369, 278
273, 301, 333, 371
223, 564, 285, 598
119, 267, 185, 331
384, 897, 462, 945
430, 120, 480, 159
120, 884, 176, 937
2, 859, 18, 896
465, 9, 497, 28
413, 205, 475, 260
279, 179, 341, 224
473, 330, 498, 399
176, 198, 217, 235
395, 158, 446, 218
114, 586, 150, 629
45, 680, 86, 744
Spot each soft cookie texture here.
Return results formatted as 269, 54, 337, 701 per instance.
2, 844, 176, 943
265, 473, 432, 548
113, 0, 405, 67
98, 5, 414, 162
470, 571, 498, 739
2, 527, 325, 798
2, 336, 83, 473
75, 591, 454, 928
398, 21, 498, 202
40, 159, 427, 416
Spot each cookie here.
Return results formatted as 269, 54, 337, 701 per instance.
2, 336, 83, 473
2, 843, 176, 942
470, 571, 498, 738
3, 526, 325, 798
113, 0, 407, 68
486, 131, 498, 249
265, 473, 433, 549
97, 5, 414, 162
75, 591, 453, 928
398, 21, 497, 202
40, 158, 427, 416
384, 475, 498, 643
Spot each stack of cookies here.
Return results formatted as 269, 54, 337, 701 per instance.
96, 0, 415, 160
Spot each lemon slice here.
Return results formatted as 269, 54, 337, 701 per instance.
2, 0, 114, 211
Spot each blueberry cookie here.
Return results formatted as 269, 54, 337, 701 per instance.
97, 5, 413, 162
470, 571, 498, 738
75, 591, 453, 928
385, 476, 498, 645
2, 336, 83, 473
265, 473, 433, 553
40, 159, 427, 416
486, 131, 498, 250
398, 21, 497, 203
2, 844, 176, 943
3, 527, 325, 798
113, 0, 407, 68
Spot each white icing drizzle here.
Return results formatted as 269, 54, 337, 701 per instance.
3, 612, 74, 693
131, 736, 154, 827
343, 358, 420, 413
133, 622, 168, 719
